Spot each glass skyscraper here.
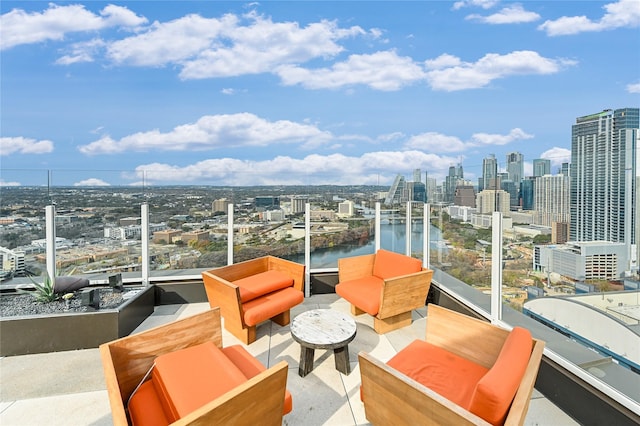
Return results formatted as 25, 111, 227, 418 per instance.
533, 158, 551, 177
570, 108, 638, 255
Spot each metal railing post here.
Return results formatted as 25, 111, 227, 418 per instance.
45, 205, 56, 281
406, 201, 412, 256
305, 203, 311, 297
227, 203, 234, 265
424, 203, 430, 269
491, 211, 503, 323
375, 202, 381, 252
141, 203, 150, 285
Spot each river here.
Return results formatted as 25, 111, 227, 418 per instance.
288, 222, 444, 268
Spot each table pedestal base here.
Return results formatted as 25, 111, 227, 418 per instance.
298, 344, 351, 377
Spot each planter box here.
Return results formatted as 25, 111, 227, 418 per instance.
0, 285, 155, 356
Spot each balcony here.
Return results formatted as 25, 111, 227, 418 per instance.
1, 179, 640, 425
1, 292, 577, 426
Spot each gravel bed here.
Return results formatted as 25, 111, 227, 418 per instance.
0, 288, 131, 317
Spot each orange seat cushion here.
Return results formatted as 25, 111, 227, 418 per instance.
222, 345, 293, 415
242, 287, 303, 326
235, 270, 294, 303
387, 339, 489, 409
372, 249, 422, 280
468, 327, 533, 426
128, 380, 170, 426
335, 276, 383, 316
153, 342, 247, 421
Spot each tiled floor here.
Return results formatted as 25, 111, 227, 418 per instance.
0, 294, 578, 426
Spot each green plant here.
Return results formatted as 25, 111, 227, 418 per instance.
19, 272, 59, 302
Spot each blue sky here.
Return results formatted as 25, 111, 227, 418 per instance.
1, 0, 639, 187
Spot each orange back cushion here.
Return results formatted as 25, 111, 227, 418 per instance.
153, 342, 247, 421
372, 249, 422, 280
467, 327, 533, 426
235, 270, 294, 303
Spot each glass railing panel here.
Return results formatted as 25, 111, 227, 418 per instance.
0, 169, 50, 283
44, 170, 144, 284
141, 172, 231, 272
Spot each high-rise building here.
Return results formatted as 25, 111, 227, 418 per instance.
425, 175, 437, 203
481, 154, 497, 191
501, 179, 518, 208
413, 168, 422, 183
476, 189, 510, 214
552, 222, 569, 244
291, 196, 309, 214
212, 198, 230, 213
444, 163, 463, 203
560, 162, 570, 177
506, 152, 524, 187
385, 174, 406, 205
533, 159, 551, 177
535, 174, 570, 227
453, 185, 476, 207
570, 108, 638, 262
520, 177, 535, 210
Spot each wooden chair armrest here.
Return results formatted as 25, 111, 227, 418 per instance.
175, 360, 288, 426
338, 253, 375, 282
100, 308, 224, 425
267, 256, 306, 292
358, 351, 490, 426
378, 269, 433, 319
201, 271, 244, 325
504, 338, 545, 426
426, 304, 510, 369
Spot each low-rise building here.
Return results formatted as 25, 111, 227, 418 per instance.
533, 241, 628, 282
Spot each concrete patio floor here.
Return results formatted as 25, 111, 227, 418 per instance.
0, 294, 579, 425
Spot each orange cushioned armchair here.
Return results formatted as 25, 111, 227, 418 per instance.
202, 255, 305, 344
358, 304, 545, 426
100, 307, 292, 426
336, 249, 433, 333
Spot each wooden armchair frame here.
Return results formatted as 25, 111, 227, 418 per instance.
202, 255, 305, 344
100, 308, 288, 426
359, 304, 545, 426
338, 252, 433, 333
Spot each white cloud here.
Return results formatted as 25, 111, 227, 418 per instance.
538, 0, 640, 36
134, 150, 458, 186
627, 82, 640, 93
56, 38, 106, 65
0, 179, 21, 187
276, 50, 426, 91
78, 113, 333, 155
107, 13, 239, 67
105, 11, 368, 80
540, 147, 571, 167
466, 4, 540, 24
470, 128, 534, 146
0, 4, 146, 50
74, 178, 111, 187
453, 0, 500, 11
0, 137, 54, 155
404, 132, 467, 153
179, 16, 368, 80
424, 54, 462, 70
425, 50, 576, 91
405, 128, 533, 153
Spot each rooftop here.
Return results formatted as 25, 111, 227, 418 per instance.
0, 294, 578, 426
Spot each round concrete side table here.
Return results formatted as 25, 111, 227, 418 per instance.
290, 309, 357, 377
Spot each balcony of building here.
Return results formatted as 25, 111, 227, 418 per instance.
1, 174, 639, 425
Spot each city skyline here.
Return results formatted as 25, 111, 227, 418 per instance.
1, 1, 639, 187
